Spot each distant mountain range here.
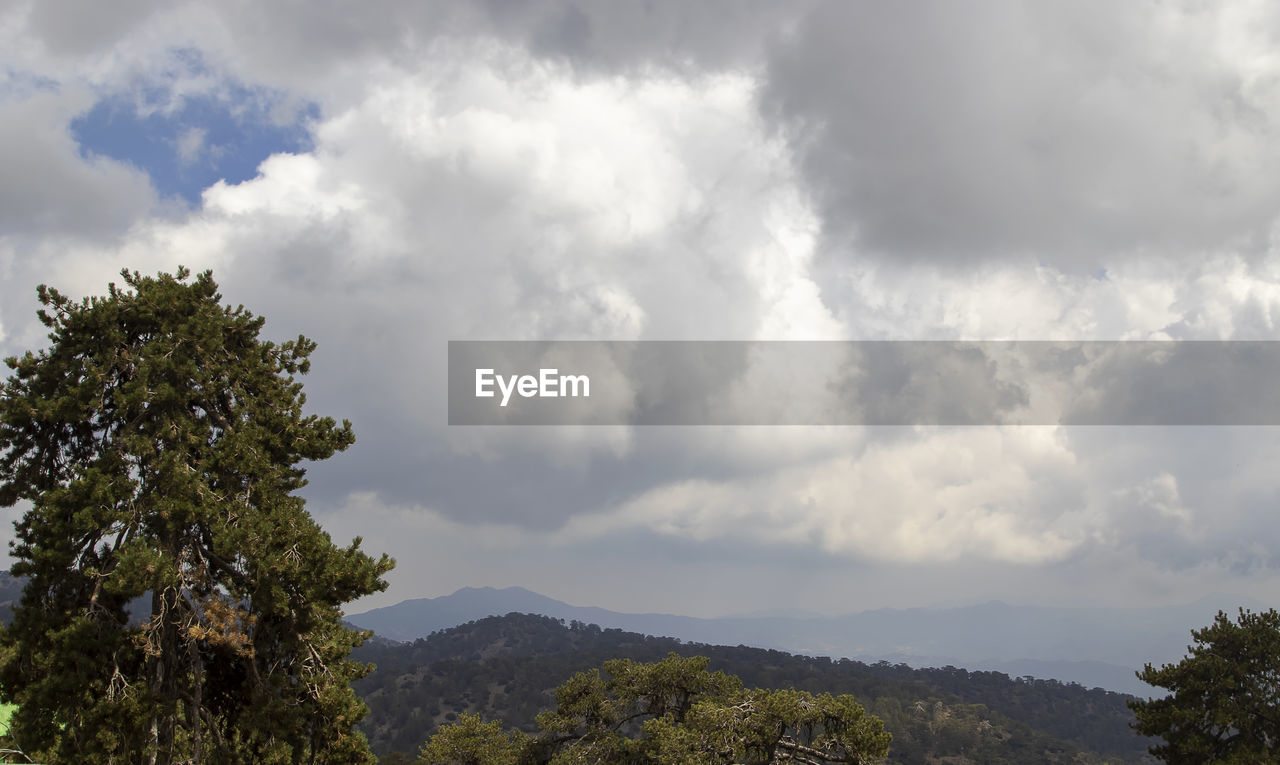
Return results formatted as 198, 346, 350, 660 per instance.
347, 586, 1271, 696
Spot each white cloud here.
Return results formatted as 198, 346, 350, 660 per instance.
561, 427, 1086, 565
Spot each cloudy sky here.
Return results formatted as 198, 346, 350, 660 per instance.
3, 0, 1280, 618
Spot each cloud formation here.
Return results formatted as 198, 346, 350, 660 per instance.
2, 1, 1280, 615
764, 0, 1280, 267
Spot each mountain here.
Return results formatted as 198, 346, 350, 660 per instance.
0, 571, 23, 625
352, 612, 1153, 763
348, 586, 588, 641
347, 585, 745, 646
347, 587, 1271, 696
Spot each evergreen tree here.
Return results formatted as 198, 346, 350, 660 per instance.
1129, 608, 1280, 764
417, 713, 530, 765
418, 653, 891, 764
0, 268, 394, 763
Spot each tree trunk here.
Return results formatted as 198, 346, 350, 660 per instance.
191, 633, 203, 764
149, 584, 181, 765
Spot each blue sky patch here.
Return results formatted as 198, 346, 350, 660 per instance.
71, 84, 318, 206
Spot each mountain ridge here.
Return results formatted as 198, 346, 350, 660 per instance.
347, 585, 1271, 696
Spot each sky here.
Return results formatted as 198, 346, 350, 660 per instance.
2, 0, 1280, 618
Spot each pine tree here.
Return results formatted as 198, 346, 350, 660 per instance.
1129, 608, 1280, 764
0, 268, 394, 763
419, 653, 892, 764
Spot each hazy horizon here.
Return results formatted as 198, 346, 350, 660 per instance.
352, 582, 1272, 622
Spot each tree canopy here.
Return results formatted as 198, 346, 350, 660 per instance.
0, 268, 394, 763
417, 653, 891, 764
1129, 607, 1280, 764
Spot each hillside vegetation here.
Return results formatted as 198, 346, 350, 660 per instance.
353, 613, 1153, 763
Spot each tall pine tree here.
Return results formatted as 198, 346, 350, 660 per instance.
0, 268, 393, 763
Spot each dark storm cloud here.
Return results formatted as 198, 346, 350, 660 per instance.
303, 425, 820, 530
22, 0, 169, 56
760, 0, 1280, 267
474, 0, 804, 71
190, 0, 803, 86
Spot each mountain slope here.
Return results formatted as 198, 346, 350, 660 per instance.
352, 612, 1154, 763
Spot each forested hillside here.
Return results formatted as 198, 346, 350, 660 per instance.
353, 613, 1154, 763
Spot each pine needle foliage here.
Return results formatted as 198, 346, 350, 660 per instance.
0, 268, 394, 763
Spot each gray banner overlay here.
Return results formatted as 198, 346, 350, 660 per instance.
448, 341, 1280, 425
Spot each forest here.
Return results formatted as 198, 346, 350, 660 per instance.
352, 612, 1153, 763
